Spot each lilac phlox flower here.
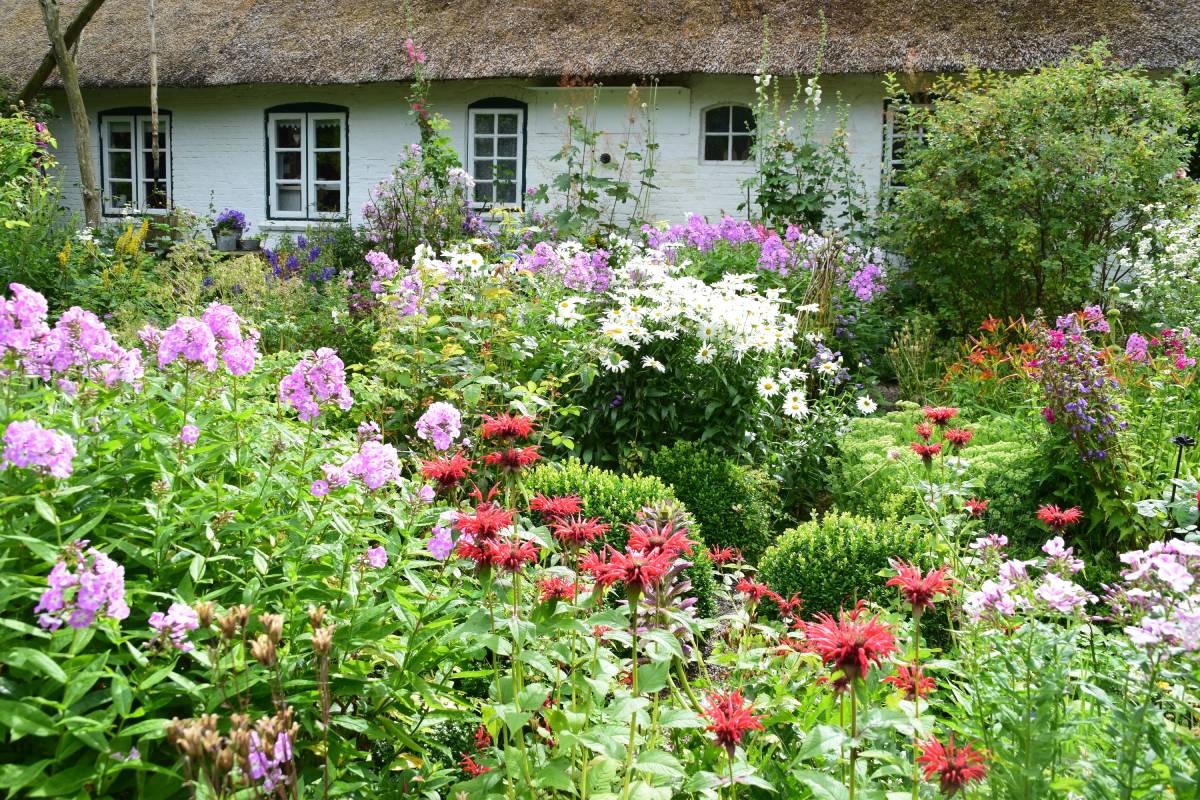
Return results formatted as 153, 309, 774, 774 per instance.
415, 402, 461, 451
310, 479, 330, 498
364, 545, 388, 569
365, 250, 400, 293
427, 525, 455, 560
1041, 536, 1085, 574
148, 602, 200, 652
277, 348, 353, 421
179, 424, 200, 446
201, 303, 260, 376
2, 418, 76, 478
969, 533, 1008, 557
1124, 333, 1149, 363
344, 440, 402, 490
247, 730, 292, 792
848, 262, 886, 302
0, 282, 50, 356
964, 579, 1018, 620
998, 559, 1031, 584
158, 316, 219, 372
1035, 573, 1094, 614
24, 306, 142, 388
356, 420, 383, 444
321, 462, 351, 489
416, 485, 435, 504
35, 544, 129, 631
757, 234, 792, 275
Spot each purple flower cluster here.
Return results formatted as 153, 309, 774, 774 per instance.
356, 420, 383, 444
247, 729, 293, 792
11, 298, 144, 390
2, 418, 76, 478
1107, 539, 1200, 653
156, 316, 218, 372
363, 545, 388, 569
963, 535, 1096, 621
848, 262, 886, 303
1, 282, 50, 358
148, 602, 200, 652
1038, 310, 1125, 463
156, 305, 259, 377
345, 440, 402, 490
516, 243, 612, 294
277, 348, 353, 421
214, 208, 246, 232
179, 424, 200, 447
641, 214, 763, 253
201, 303, 260, 376
415, 402, 461, 451
427, 524, 455, 560
34, 542, 129, 631
365, 250, 400, 293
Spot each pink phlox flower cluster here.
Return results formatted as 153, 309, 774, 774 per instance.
1042, 536, 1085, 574
247, 730, 293, 792
363, 545, 388, 569
365, 250, 400, 293
0, 282, 50, 357
964, 538, 1095, 622
415, 402, 461, 451
427, 525, 454, 560
356, 420, 382, 444
149, 602, 200, 652
22, 306, 143, 389
1109, 539, 1200, 653
34, 543, 129, 631
201, 303, 260, 376
2, 418, 76, 478
277, 348, 353, 421
158, 316, 219, 372
344, 440, 402, 490
969, 533, 1008, 558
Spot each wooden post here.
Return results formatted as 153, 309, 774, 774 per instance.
148, 0, 160, 186
19, 0, 106, 105
38, 0, 101, 227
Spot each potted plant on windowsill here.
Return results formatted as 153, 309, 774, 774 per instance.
212, 208, 246, 251
238, 223, 261, 251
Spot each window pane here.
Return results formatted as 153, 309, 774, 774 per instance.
275, 119, 302, 148
276, 185, 302, 211
474, 137, 494, 157
315, 186, 341, 213
108, 121, 132, 150
108, 181, 133, 206
144, 181, 168, 209
143, 151, 167, 180
314, 118, 341, 149
497, 113, 518, 134
141, 122, 167, 150
473, 182, 492, 203
704, 135, 729, 161
732, 106, 754, 134
474, 114, 494, 134
731, 134, 754, 161
315, 151, 341, 181
109, 151, 132, 179
473, 160, 494, 180
705, 107, 730, 133
497, 137, 517, 157
496, 181, 516, 204
277, 151, 302, 180
495, 159, 517, 183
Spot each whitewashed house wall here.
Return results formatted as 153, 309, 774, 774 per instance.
44, 74, 886, 233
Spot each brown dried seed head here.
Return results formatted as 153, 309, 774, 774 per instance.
312, 625, 334, 655
250, 633, 276, 666
193, 601, 215, 627
258, 613, 284, 644
307, 604, 326, 629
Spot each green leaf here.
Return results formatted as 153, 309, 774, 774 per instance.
3, 648, 66, 684
0, 700, 57, 739
111, 673, 132, 716
32, 496, 58, 526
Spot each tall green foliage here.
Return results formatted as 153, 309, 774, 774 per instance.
886, 42, 1193, 329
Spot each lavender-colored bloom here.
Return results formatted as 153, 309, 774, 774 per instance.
2, 419, 76, 478
321, 463, 350, 488
0, 282, 50, 357
278, 348, 353, 421
310, 479, 330, 497
356, 421, 382, 444
214, 208, 246, 231
416, 485, 435, 504
23, 306, 142, 388
364, 545, 388, 569
148, 602, 200, 652
1042, 536, 1084, 574
427, 525, 454, 560
35, 544, 129, 631
415, 402, 461, 451
344, 440, 401, 490
1124, 332, 1149, 363
1035, 574, 1093, 614
969, 533, 1008, 557
179, 424, 200, 446
158, 316, 219, 372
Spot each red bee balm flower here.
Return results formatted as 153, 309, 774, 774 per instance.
1035, 504, 1083, 532
582, 547, 674, 597
706, 545, 743, 565
773, 592, 804, 620
483, 445, 541, 472
480, 412, 536, 440
911, 442, 942, 462
538, 575, 578, 602
460, 754, 491, 776
943, 428, 973, 449
734, 578, 774, 603
625, 521, 695, 559
923, 406, 960, 426
917, 736, 988, 797
882, 665, 936, 700
915, 422, 934, 441
473, 724, 491, 749
803, 608, 898, 684
456, 503, 516, 541
887, 560, 953, 615
529, 494, 582, 520
702, 689, 764, 757
419, 453, 473, 490
485, 539, 540, 574
551, 516, 611, 549
965, 498, 989, 518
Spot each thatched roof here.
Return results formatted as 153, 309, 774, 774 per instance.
2, 0, 1198, 88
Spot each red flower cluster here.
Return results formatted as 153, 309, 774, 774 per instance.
460, 754, 491, 777
419, 452, 473, 490
882, 664, 936, 700
551, 516, 611, 549
455, 501, 517, 568
706, 545, 744, 565
773, 592, 804, 621
483, 445, 541, 472
735, 578, 774, 603
1035, 504, 1083, 532
625, 520, 695, 559
803, 607, 898, 686
538, 575, 578, 602
923, 406, 960, 426
964, 498, 989, 518
480, 412, 537, 440
911, 442, 942, 462
915, 422, 934, 441
529, 494, 582, 520
702, 689, 764, 757
887, 560, 953, 615
473, 725, 491, 749
582, 547, 674, 597
485, 538, 540, 574
943, 428, 973, 449
917, 736, 988, 797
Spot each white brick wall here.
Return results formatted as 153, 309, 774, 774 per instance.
44, 74, 886, 233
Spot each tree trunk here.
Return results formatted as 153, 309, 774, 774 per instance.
19, 0, 106, 105
148, 0, 160, 181
38, 0, 101, 227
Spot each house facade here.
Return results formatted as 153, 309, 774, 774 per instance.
2, 0, 1197, 232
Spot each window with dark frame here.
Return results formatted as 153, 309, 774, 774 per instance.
266, 107, 347, 220
702, 105, 755, 162
883, 95, 933, 192
99, 111, 171, 214
467, 107, 524, 208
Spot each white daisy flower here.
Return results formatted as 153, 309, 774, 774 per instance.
782, 390, 810, 419
641, 356, 666, 373
818, 361, 838, 376
856, 396, 878, 415
694, 344, 715, 364
757, 375, 780, 399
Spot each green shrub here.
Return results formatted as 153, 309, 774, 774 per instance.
886, 42, 1194, 329
828, 403, 1046, 550
758, 511, 932, 618
685, 548, 717, 618
641, 440, 777, 564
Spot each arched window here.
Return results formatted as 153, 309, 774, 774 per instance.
467, 97, 527, 208
265, 103, 348, 219
701, 104, 754, 162
98, 107, 172, 214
